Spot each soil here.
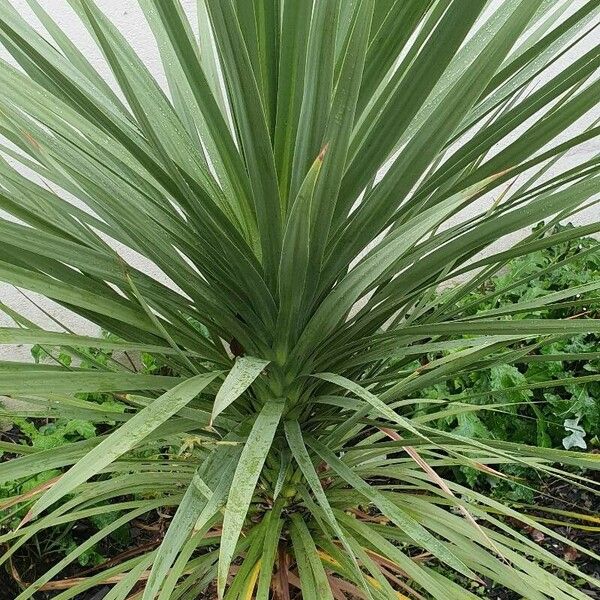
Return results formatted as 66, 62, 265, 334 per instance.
523, 473, 599, 599
461, 470, 600, 600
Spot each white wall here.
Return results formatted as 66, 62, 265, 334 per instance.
0, 0, 598, 360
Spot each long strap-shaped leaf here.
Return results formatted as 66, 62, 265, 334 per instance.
24, 372, 220, 522
204, 0, 282, 288
284, 420, 374, 599
233, 0, 280, 137
308, 437, 479, 582
334, 509, 463, 600
276, 153, 323, 357
305, 0, 374, 309
288, 0, 339, 202
358, 0, 433, 111
141, 1, 256, 249
330, 0, 543, 275
274, 0, 312, 210
293, 182, 488, 363
254, 502, 284, 600
312, 373, 423, 440
340, 0, 486, 214
24, 0, 131, 119
211, 356, 270, 424
218, 400, 284, 598
0, 328, 196, 356
143, 448, 239, 600
0, 371, 182, 396
289, 514, 334, 600
145, 0, 255, 219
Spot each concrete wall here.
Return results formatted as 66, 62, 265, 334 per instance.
0, 0, 598, 360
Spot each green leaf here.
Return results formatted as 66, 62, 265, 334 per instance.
289, 514, 334, 600
204, 0, 282, 287
288, 0, 339, 201
0, 328, 197, 356
218, 400, 284, 598
0, 371, 182, 396
312, 373, 423, 438
273, 0, 312, 209
284, 420, 373, 598
26, 372, 220, 520
143, 449, 238, 600
309, 437, 480, 582
211, 356, 270, 424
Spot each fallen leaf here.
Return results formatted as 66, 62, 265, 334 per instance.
563, 547, 579, 562
531, 529, 545, 543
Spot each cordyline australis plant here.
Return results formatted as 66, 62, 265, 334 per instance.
0, 0, 599, 598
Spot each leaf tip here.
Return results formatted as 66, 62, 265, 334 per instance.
17, 509, 34, 530
318, 143, 329, 162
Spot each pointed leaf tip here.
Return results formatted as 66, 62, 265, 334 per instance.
211, 355, 270, 425
17, 509, 34, 530
318, 143, 329, 162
